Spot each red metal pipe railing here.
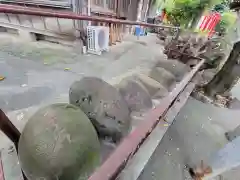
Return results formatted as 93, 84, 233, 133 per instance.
89, 59, 205, 180
0, 152, 4, 180
0, 109, 20, 150
0, 4, 178, 29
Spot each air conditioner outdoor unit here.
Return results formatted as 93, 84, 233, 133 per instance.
87, 26, 109, 55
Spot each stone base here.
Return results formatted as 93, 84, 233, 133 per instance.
0, 22, 81, 47
18, 30, 36, 42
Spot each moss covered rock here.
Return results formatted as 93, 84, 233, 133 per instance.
18, 103, 100, 180
69, 77, 131, 143
155, 60, 191, 81
116, 77, 152, 112
149, 67, 176, 90
135, 74, 169, 99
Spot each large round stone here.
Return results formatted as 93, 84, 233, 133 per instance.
69, 77, 108, 115
155, 60, 191, 81
69, 77, 131, 143
116, 77, 152, 112
135, 74, 168, 99
18, 103, 100, 180
149, 67, 176, 90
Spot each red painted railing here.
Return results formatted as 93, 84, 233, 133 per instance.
0, 153, 4, 180
0, 4, 177, 28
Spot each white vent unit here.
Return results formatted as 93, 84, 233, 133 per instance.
87, 26, 109, 55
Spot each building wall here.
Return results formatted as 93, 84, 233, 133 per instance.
0, 0, 72, 8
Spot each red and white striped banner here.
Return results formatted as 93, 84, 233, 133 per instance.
196, 12, 221, 37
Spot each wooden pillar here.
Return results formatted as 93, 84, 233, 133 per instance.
72, 0, 88, 34
141, 0, 149, 21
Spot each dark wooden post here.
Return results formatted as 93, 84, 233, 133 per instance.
0, 109, 20, 151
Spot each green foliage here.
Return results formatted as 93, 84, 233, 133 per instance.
165, 0, 207, 26
221, 0, 230, 6
215, 11, 237, 33
152, 0, 165, 8
212, 0, 237, 34
164, 0, 223, 27
213, 4, 226, 12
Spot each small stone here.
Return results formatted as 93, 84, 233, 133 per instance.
164, 150, 171, 156
8, 146, 14, 153
21, 84, 27, 87
163, 123, 169, 127
0, 76, 5, 81
17, 112, 24, 121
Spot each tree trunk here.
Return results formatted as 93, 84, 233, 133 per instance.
141, 0, 150, 21
127, 0, 139, 21
204, 41, 240, 96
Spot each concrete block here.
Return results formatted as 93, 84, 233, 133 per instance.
0, 26, 7, 32
18, 30, 36, 42
6, 28, 18, 35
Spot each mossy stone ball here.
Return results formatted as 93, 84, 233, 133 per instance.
18, 103, 100, 180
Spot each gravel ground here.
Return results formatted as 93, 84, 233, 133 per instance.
1, 33, 165, 122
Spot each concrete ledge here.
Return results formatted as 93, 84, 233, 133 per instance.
0, 22, 79, 46
18, 30, 36, 41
